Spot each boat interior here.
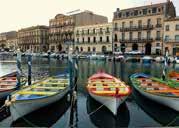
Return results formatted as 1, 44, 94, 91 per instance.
14, 77, 69, 100
136, 78, 179, 96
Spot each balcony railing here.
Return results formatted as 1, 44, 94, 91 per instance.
120, 25, 153, 32
119, 38, 153, 43
105, 31, 110, 34
156, 24, 162, 28
156, 37, 162, 41
164, 39, 179, 43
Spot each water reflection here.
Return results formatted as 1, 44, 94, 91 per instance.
86, 96, 130, 128
133, 89, 179, 126
11, 94, 70, 127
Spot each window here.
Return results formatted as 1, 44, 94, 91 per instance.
87, 29, 90, 34
176, 25, 179, 30
118, 13, 122, 18
114, 23, 118, 30
106, 27, 109, 32
100, 28, 103, 34
156, 31, 160, 38
93, 47, 96, 52
82, 38, 84, 43
82, 30, 84, 35
175, 35, 179, 41
138, 20, 142, 28
147, 31, 151, 39
77, 38, 79, 42
134, 10, 138, 16
88, 47, 91, 52
130, 21, 133, 28
106, 36, 109, 42
147, 19, 151, 26
129, 32, 133, 40
122, 33, 125, 40
143, 8, 147, 15
138, 32, 141, 39
165, 35, 169, 41
122, 22, 125, 28
80, 47, 83, 52
157, 18, 161, 25
88, 37, 90, 43
77, 30, 79, 34
158, 8, 161, 12
93, 37, 96, 43
114, 34, 118, 42
100, 37, 103, 42
93, 29, 95, 34
166, 25, 170, 31
126, 12, 130, 17
156, 43, 160, 47
152, 7, 157, 13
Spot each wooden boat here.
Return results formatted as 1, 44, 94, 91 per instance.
5, 74, 70, 122
130, 73, 179, 112
0, 72, 26, 99
87, 72, 131, 115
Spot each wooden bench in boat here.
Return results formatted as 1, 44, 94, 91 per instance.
41, 82, 68, 85
31, 86, 66, 90
17, 91, 56, 96
88, 85, 127, 89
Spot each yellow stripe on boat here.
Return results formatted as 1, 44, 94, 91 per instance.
17, 91, 56, 96
31, 86, 66, 90
41, 82, 68, 85
88, 85, 126, 88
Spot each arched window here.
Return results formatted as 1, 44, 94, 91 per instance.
114, 34, 118, 42
93, 47, 96, 52
80, 47, 83, 52
88, 47, 91, 52
102, 46, 107, 53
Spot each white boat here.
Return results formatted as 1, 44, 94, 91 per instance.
130, 73, 179, 112
87, 72, 131, 115
155, 56, 164, 63
115, 55, 124, 61
175, 56, 179, 63
142, 56, 153, 63
5, 74, 70, 122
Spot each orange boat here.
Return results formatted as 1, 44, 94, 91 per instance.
87, 72, 131, 115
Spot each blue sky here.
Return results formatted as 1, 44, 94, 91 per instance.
0, 0, 178, 33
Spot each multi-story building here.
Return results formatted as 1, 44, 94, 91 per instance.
113, 0, 176, 55
74, 23, 112, 53
49, 10, 108, 52
0, 31, 17, 51
18, 26, 49, 52
164, 17, 179, 56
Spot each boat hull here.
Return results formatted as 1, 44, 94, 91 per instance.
0, 90, 14, 99
134, 85, 179, 112
10, 87, 69, 121
89, 92, 127, 115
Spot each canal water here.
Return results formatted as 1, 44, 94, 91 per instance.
0, 56, 179, 127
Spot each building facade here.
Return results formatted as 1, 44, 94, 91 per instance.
49, 10, 108, 53
0, 31, 17, 51
74, 23, 112, 53
113, 0, 176, 55
164, 17, 179, 56
18, 26, 49, 52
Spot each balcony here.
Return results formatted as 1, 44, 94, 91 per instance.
113, 28, 119, 31
98, 32, 103, 35
156, 37, 162, 41
105, 31, 110, 34
89, 32, 97, 36
156, 24, 162, 28
119, 38, 153, 43
164, 39, 179, 43
120, 25, 153, 32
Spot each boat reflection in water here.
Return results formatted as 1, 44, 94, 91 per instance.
86, 95, 130, 128
11, 94, 70, 127
133, 89, 179, 126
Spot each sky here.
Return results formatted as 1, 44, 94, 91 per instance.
0, 0, 178, 33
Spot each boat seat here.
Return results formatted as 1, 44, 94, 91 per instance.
31, 86, 66, 90
17, 91, 56, 96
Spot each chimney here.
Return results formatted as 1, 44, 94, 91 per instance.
117, 8, 120, 12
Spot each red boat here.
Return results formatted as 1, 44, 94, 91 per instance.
0, 72, 26, 99
87, 71, 131, 115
